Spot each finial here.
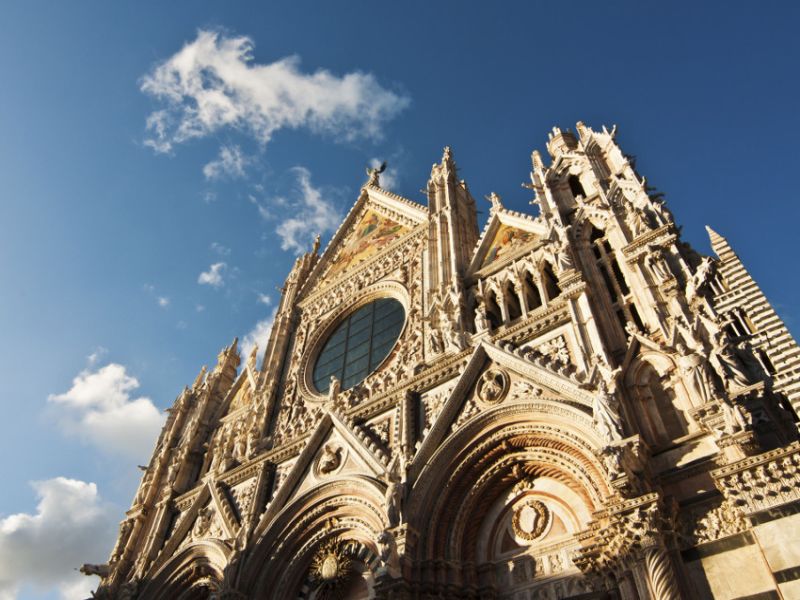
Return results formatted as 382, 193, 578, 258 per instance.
442, 146, 452, 162
485, 192, 503, 212
312, 234, 321, 255
248, 343, 259, 370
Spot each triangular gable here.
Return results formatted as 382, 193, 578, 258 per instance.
410, 341, 595, 481
216, 369, 255, 419
469, 208, 546, 274
151, 477, 239, 574
253, 410, 390, 538
306, 187, 427, 289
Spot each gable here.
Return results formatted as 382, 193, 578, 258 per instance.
469, 209, 546, 275
482, 223, 538, 268
323, 209, 410, 280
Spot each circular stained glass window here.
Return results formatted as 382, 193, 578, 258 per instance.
312, 298, 405, 394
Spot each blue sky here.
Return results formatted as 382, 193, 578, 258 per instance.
1, 1, 798, 597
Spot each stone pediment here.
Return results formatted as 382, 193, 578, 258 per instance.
256, 410, 390, 532
304, 186, 427, 291
151, 478, 240, 575
469, 207, 547, 275
411, 341, 595, 481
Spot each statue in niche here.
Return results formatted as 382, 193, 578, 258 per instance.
551, 225, 575, 273
644, 244, 672, 283
474, 303, 490, 332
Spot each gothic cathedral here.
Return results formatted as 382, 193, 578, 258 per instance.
90, 123, 800, 599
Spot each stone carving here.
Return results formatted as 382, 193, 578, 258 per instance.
686, 256, 715, 303
317, 444, 342, 475
537, 335, 571, 365
309, 538, 354, 589
474, 302, 490, 332
644, 244, 672, 283
511, 499, 550, 541
592, 380, 624, 443
674, 340, 718, 404
681, 499, 747, 546
476, 368, 510, 404
714, 443, 800, 513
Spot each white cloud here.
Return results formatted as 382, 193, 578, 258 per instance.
157, 296, 170, 308
369, 157, 399, 190
0, 477, 117, 600
210, 241, 231, 256
203, 144, 248, 180
48, 364, 165, 460
276, 167, 340, 253
198, 262, 227, 287
241, 307, 277, 369
140, 30, 409, 153
257, 293, 271, 306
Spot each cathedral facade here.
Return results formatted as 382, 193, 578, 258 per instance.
90, 123, 800, 599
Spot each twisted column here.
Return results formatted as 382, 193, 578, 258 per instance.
643, 545, 681, 600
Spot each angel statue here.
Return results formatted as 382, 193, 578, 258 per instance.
365, 161, 387, 187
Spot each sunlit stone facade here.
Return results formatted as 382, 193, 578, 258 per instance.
91, 123, 800, 599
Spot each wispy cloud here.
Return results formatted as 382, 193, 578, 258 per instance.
275, 167, 341, 253
210, 241, 231, 256
0, 477, 117, 600
86, 346, 108, 367
257, 293, 271, 306
140, 30, 409, 154
157, 296, 170, 308
203, 144, 248, 180
48, 364, 165, 460
198, 262, 227, 288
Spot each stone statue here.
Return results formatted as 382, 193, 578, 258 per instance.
592, 380, 624, 443
711, 337, 753, 390
674, 341, 717, 404
720, 397, 751, 435
626, 205, 651, 237
328, 375, 341, 404
644, 244, 672, 283
318, 444, 342, 474
365, 161, 387, 187
686, 256, 715, 302
475, 303, 490, 332
385, 477, 404, 527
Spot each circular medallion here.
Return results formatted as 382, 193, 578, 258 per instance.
512, 499, 550, 541
477, 368, 510, 405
